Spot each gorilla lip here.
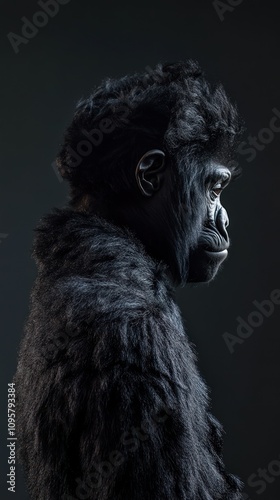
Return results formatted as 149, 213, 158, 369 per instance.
204, 248, 228, 260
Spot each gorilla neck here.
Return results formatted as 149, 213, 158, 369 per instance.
84, 199, 187, 287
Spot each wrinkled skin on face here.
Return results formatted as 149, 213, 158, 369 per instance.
188, 165, 231, 283
130, 149, 234, 286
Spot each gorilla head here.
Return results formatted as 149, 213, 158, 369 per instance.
56, 61, 242, 286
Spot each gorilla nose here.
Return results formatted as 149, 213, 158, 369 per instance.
216, 207, 229, 240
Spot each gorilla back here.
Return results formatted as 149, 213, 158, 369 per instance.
15, 61, 243, 499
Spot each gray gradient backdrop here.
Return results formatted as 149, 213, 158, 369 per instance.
1, 0, 280, 499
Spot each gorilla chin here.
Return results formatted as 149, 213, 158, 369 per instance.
188, 247, 228, 283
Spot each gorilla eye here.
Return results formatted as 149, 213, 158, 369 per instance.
209, 171, 231, 200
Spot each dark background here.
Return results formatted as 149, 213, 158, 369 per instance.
1, 0, 280, 498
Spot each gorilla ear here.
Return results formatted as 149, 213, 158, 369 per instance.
135, 149, 166, 197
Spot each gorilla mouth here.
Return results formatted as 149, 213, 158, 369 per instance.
204, 248, 228, 261
204, 248, 228, 254
199, 230, 230, 254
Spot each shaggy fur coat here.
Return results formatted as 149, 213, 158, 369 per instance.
15, 207, 243, 500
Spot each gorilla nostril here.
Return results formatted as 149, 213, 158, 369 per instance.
216, 207, 229, 240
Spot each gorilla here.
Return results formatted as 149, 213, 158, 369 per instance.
15, 61, 244, 499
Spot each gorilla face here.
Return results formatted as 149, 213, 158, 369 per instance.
188, 166, 231, 283
133, 150, 233, 286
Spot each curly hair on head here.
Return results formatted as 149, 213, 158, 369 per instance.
56, 60, 243, 207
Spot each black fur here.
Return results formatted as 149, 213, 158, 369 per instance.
16, 208, 242, 499
15, 61, 243, 499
